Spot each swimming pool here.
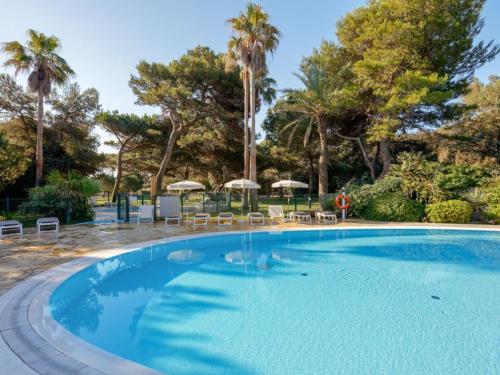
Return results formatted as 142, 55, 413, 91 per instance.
50, 228, 500, 374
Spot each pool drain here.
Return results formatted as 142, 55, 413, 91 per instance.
301, 273, 308, 276
431, 295, 440, 300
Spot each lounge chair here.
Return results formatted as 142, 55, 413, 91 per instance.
217, 212, 233, 226
0, 220, 23, 237
268, 205, 287, 224
288, 211, 312, 224
159, 196, 181, 226
247, 212, 265, 226
137, 205, 154, 223
316, 211, 337, 224
37, 217, 59, 233
193, 213, 210, 227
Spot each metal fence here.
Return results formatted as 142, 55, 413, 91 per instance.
116, 192, 335, 222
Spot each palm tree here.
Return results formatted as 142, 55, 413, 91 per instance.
228, 3, 280, 209
278, 63, 333, 199
2, 29, 74, 186
226, 47, 250, 209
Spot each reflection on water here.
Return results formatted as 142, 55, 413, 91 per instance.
167, 249, 205, 264
224, 250, 258, 265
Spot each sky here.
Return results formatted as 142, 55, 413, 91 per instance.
1, 0, 499, 153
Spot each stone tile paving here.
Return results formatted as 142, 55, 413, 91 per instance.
0, 220, 496, 296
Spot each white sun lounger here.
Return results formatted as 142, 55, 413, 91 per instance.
193, 213, 210, 227
160, 196, 181, 226
37, 217, 59, 233
316, 211, 337, 224
288, 211, 312, 224
137, 205, 154, 223
0, 220, 23, 237
217, 212, 233, 226
247, 212, 265, 226
268, 205, 288, 224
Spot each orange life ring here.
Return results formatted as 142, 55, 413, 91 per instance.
335, 194, 351, 210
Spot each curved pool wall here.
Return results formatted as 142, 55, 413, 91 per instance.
49, 228, 500, 375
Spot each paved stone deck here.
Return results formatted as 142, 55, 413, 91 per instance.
1, 219, 496, 296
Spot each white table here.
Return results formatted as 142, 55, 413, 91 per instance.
0, 220, 23, 237
36, 217, 59, 233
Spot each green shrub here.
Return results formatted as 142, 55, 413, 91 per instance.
474, 176, 500, 223
425, 200, 473, 224
389, 152, 444, 203
479, 176, 500, 205
20, 170, 97, 223
435, 165, 492, 198
341, 176, 401, 217
360, 192, 425, 222
485, 204, 500, 222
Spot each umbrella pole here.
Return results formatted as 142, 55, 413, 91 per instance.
241, 189, 244, 216
294, 189, 297, 211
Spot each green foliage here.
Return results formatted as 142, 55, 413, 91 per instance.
462, 187, 487, 214
0, 131, 30, 193
485, 204, 500, 222
478, 176, 500, 222
344, 176, 402, 217
435, 76, 500, 165
426, 200, 473, 224
360, 192, 425, 222
121, 174, 144, 193
435, 164, 492, 198
390, 152, 444, 203
2, 29, 75, 93
0, 75, 103, 194
21, 170, 98, 223
98, 174, 115, 192
337, 0, 498, 142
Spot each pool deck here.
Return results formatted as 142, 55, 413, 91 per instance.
0, 220, 498, 375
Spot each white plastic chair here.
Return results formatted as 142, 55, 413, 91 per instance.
137, 205, 154, 223
247, 212, 265, 226
268, 205, 287, 224
193, 213, 210, 227
217, 212, 233, 226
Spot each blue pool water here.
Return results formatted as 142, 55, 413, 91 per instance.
50, 229, 500, 374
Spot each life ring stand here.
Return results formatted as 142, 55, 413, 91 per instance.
335, 194, 351, 210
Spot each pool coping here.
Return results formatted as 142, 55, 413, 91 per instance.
1, 225, 499, 374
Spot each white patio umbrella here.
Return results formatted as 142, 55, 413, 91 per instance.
167, 180, 205, 191
224, 179, 261, 190
271, 179, 308, 189
224, 179, 261, 215
271, 179, 308, 211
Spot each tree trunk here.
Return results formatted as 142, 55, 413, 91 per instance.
357, 137, 376, 182
249, 66, 258, 211
318, 119, 329, 203
307, 153, 314, 195
242, 71, 250, 210
155, 128, 179, 194
378, 138, 392, 179
35, 89, 44, 186
336, 132, 376, 182
111, 145, 125, 202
